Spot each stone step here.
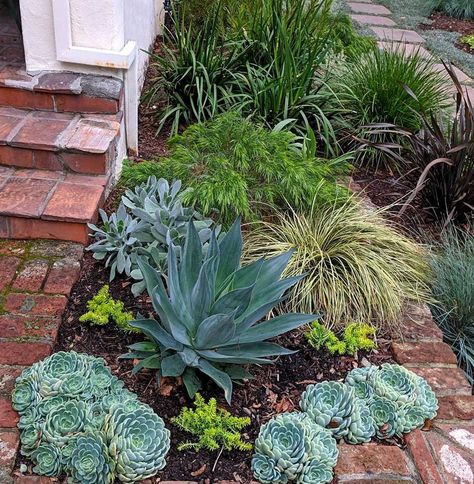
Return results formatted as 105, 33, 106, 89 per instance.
0, 168, 109, 244
0, 68, 123, 114
371, 27, 425, 44
351, 13, 396, 26
0, 107, 121, 175
348, 1, 391, 14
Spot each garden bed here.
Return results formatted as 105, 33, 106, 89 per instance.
53, 253, 394, 482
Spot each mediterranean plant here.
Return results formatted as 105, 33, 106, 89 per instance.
12, 351, 170, 483
88, 177, 216, 295
79, 285, 136, 332
252, 412, 338, 484
244, 198, 431, 329
428, 0, 474, 19
123, 218, 316, 403
461, 34, 474, 49
430, 227, 474, 383
120, 113, 350, 226
171, 393, 252, 451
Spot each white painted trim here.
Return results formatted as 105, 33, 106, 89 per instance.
51, 0, 138, 152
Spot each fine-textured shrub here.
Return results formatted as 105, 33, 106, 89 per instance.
79, 285, 136, 332
334, 45, 448, 167
461, 34, 474, 49
124, 219, 315, 403
430, 228, 474, 383
244, 198, 431, 329
172, 393, 252, 451
305, 321, 376, 355
428, 0, 474, 19
12, 351, 170, 483
120, 113, 350, 226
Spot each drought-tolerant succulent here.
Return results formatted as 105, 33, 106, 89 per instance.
13, 351, 170, 483
105, 403, 170, 483
88, 177, 216, 295
345, 398, 375, 444
369, 364, 418, 406
125, 218, 315, 403
299, 382, 355, 438
369, 395, 399, 439
252, 412, 337, 484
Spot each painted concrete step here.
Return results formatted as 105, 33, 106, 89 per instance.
0, 168, 108, 244
0, 107, 121, 175
0, 67, 123, 114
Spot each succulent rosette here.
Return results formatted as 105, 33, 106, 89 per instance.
17, 407, 37, 430
414, 377, 438, 419
12, 378, 40, 413
297, 459, 334, 484
252, 454, 288, 484
369, 396, 399, 439
345, 398, 375, 444
20, 424, 42, 457
43, 400, 89, 446
369, 364, 418, 406
31, 443, 63, 476
345, 367, 376, 401
105, 403, 170, 482
70, 433, 114, 484
396, 404, 427, 436
299, 382, 354, 438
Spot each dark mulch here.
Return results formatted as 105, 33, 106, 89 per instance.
419, 12, 474, 55
54, 252, 394, 483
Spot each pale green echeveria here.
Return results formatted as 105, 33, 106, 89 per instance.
369, 396, 399, 439
344, 398, 375, 444
12, 378, 40, 413
252, 454, 288, 484
297, 459, 334, 484
20, 424, 41, 457
105, 403, 170, 483
42, 400, 88, 446
17, 407, 37, 430
300, 382, 354, 438
345, 366, 376, 401
414, 376, 438, 419
36, 396, 69, 418
31, 443, 62, 476
369, 364, 418, 406
127, 218, 315, 403
70, 433, 115, 484
396, 405, 427, 436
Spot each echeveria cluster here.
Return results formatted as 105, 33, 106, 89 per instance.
12, 351, 170, 483
252, 364, 438, 483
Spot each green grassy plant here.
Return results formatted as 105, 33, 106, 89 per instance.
120, 112, 350, 226
428, 0, 474, 19
172, 394, 252, 451
430, 228, 474, 384
244, 199, 431, 329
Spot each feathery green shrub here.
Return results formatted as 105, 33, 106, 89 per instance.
430, 228, 474, 384
461, 34, 474, 49
172, 394, 252, 451
121, 113, 350, 226
428, 0, 474, 19
244, 198, 431, 329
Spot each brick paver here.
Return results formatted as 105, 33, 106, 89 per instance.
371, 27, 425, 44
351, 14, 396, 26
348, 2, 391, 15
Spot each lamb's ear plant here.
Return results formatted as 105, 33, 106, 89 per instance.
123, 218, 316, 403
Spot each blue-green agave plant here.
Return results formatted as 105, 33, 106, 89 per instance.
251, 412, 338, 484
125, 218, 316, 403
12, 351, 170, 483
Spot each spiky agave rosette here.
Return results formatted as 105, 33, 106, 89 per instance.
11, 351, 170, 483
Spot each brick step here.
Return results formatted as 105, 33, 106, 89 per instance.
0, 67, 123, 114
0, 168, 109, 244
0, 107, 121, 175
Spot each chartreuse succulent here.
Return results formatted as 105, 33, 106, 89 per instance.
125, 218, 316, 403
12, 351, 170, 483
88, 176, 216, 295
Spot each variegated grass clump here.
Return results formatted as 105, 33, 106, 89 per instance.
12, 351, 170, 483
244, 198, 431, 329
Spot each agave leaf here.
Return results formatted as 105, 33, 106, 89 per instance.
254, 251, 295, 291
130, 319, 184, 351
230, 258, 264, 290
191, 255, 219, 322
198, 359, 233, 404
180, 220, 204, 297
161, 354, 187, 377
235, 297, 287, 331
194, 313, 237, 349
137, 258, 161, 297
211, 285, 255, 317
182, 368, 202, 399
196, 350, 272, 365
224, 366, 254, 381
216, 217, 242, 290
218, 342, 296, 358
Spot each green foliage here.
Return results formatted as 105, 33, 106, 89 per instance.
244, 198, 431, 329
461, 34, 474, 49
171, 393, 251, 451
428, 0, 474, 19
121, 113, 350, 226
12, 351, 170, 483
79, 285, 136, 332
305, 322, 376, 355
430, 228, 474, 383
124, 218, 315, 403
88, 177, 216, 295
252, 412, 338, 484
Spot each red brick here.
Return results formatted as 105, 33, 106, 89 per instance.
28, 240, 84, 259
65, 118, 119, 154
410, 367, 471, 397
0, 341, 52, 365
33, 150, 63, 171
10, 112, 73, 151
0, 366, 24, 394
394, 302, 443, 342
12, 169, 62, 180
13, 477, 56, 484
0, 256, 20, 291
63, 173, 109, 186
62, 151, 108, 175
0, 87, 54, 110
436, 424, 474, 453
437, 396, 474, 421
42, 182, 104, 223
54, 94, 119, 114
0, 240, 26, 256
405, 430, 443, 484
0, 429, 19, 469
0, 396, 19, 427
43, 258, 81, 295
335, 442, 411, 477
0, 177, 56, 217
4, 293, 66, 316
12, 259, 49, 292
0, 146, 34, 168
392, 342, 457, 367
0, 314, 59, 340
0, 113, 24, 144
8, 217, 89, 244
